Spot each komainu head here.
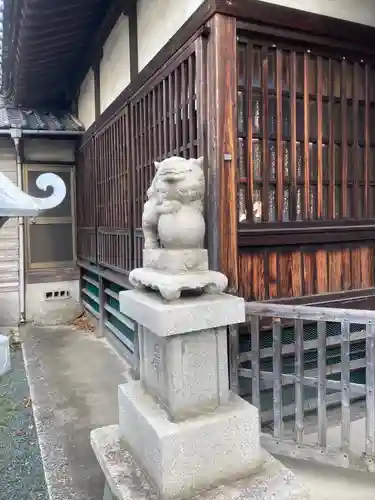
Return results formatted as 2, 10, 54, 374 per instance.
150, 156, 205, 207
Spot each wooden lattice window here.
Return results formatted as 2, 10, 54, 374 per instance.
96, 111, 130, 231
94, 109, 133, 273
76, 141, 97, 263
237, 36, 375, 224
132, 49, 199, 266
132, 52, 199, 231
77, 40, 202, 273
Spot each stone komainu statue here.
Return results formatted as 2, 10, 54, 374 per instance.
130, 155, 227, 300
142, 156, 205, 250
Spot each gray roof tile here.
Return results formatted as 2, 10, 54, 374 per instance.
0, 105, 84, 131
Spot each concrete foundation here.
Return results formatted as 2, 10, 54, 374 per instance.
26, 279, 82, 325
0, 287, 19, 330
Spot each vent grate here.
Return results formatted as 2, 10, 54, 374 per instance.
45, 290, 71, 301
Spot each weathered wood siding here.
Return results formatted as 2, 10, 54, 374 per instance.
233, 25, 375, 302
239, 243, 375, 301
0, 138, 19, 326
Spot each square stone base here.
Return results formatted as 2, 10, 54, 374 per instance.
91, 424, 310, 500
119, 290, 245, 337
118, 382, 262, 499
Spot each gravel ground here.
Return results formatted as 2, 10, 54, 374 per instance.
0, 344, 48, 500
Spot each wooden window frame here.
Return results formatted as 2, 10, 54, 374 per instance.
23, 164, 77, 269
236, 24, 375, 247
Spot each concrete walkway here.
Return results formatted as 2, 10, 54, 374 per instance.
281, 456, 375, 500
21, 325, 132, 500
21, 324, 375, 500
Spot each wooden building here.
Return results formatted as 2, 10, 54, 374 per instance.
4, 0, 375, 352
0, 103, 83, 331
5, 0, 375, 470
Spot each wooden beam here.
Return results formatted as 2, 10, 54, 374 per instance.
93, 54, 101, 120
115, 0, 136, 16
2, 0, 23, 94
238, 223, 375, 247
72, 0, 122, 100
213, 0, 375, 52
114, 0, 138, 80
206, 13, 238, 292
128, 0, 138, 81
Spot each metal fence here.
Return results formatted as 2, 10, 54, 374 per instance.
230, 301, 375, 472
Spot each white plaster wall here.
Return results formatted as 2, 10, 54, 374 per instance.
78, 68, 95, 129
100, 14, 131, 113
26, 280, 82, 326
137, 0, 204, 71
0, 138, 19, 329
259, 0, 375, 27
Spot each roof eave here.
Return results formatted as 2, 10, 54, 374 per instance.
1, 0, 23, 96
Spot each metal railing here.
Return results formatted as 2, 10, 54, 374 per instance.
230, 301, 375, 472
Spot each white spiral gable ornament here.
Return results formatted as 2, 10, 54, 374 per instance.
0, 171, 66, 376
0, 172, 66, 219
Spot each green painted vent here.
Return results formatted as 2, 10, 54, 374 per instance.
80, 267, 137, 356
81, 271, 100, 317
103, 279, 135, 353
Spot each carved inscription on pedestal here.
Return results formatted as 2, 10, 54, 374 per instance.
151, 343, 162, 379
142, 328, 167, 403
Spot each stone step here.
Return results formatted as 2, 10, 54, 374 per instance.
91, 424, 310, 500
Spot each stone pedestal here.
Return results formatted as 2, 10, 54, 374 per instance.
91, 288, 309, 500
129, 249, 228, 301
137, 323, 229, 420
119, 290, 244, 421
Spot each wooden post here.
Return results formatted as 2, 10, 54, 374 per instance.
97, 275, 106, 338
206, 14, 238, 293
93, 56, 102, 121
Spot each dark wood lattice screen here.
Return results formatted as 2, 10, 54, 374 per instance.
96, 109, 133, 272
76, 140, 97, 263
237, 35, 375, 225
77, 41, 201, 272
132, 48, 199, 265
